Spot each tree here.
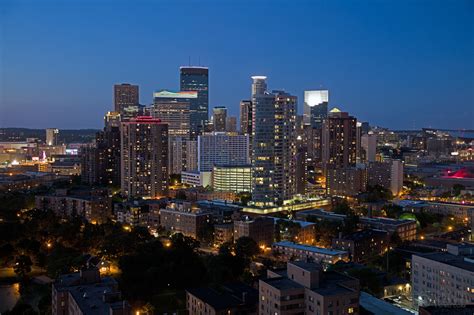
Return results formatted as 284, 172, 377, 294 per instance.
452, 184, 465, 197
237, 192, 252, 206
333, 200, 352, 215
235, 237, 260, 259
383, 204, 403, 218
14, 255, 32, 279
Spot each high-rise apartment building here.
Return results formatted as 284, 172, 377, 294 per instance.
239, 100, 252, 135
81, 112, 121, 186
197, 132, 249, 172
180, 66, 209, 135
367, 159, 403, 196
212, 106, 227, 132
114, 83, 139, 116
120, 116, 168, 198
303, 90, 329, 128
212, 165, 252, 193
322, 108, 357, 169
46, 128, 59, 146
251, 76, 297, 207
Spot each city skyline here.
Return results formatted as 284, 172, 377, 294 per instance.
1, 0, 473, 130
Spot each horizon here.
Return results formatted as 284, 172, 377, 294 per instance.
1, 0, 473, 129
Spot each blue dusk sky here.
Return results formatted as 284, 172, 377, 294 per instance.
1, 0, 473, 130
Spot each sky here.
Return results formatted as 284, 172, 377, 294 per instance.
0, 0, 473, 130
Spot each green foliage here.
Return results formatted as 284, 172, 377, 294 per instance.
362, 185, 393, 202
235, 237, 260, 259
452, 184, 465, 196
236, 192, 252, 206
383, 204, 403, 218
14, 255, 33, 279
275, 219, 301, 242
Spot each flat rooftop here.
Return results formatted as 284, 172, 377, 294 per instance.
273, 241, 347, 256
414, 252, 474, 272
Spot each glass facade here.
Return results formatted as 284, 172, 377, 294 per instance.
180, 66, 209, 138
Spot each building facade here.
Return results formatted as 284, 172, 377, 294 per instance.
120, 116, 168, 198
180, 66, 209, 136
212, 165, 252, 193
303, 90, 329, 128
114, 83, 139, 116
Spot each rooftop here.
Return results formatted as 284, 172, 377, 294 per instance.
186, 283, 257, 311
414, 252, 474, 272
273, 241, 348, 256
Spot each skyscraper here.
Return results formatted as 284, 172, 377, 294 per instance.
114, 83, 139, 116
239, 100, 252, 135
81, 112, 121, 186
251, 76, 297, 206
46, 128, 59, 146
120, 116, 168, 198
153, 92, 192, 174
180, 66, 209, 135
212, 106, 227, 132
321, 108, 357, 169
303, 90, 329, 128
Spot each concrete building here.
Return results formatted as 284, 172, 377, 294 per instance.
35, 188, 112, 224
181, 170, 212, 187
233, 216, 274, 248
114, 83, 139, 116
367, 159, 404, 196
120, 116, 168, 198
326, 165, 367, 196
180, 66, 209, 136
46, 128, 59, 146
159, 202, 211, 239
332, 229, 389, 262
272, 241, 349, 265
303, 90, 329, 128
412, 243, 474, 309
198, 132, 249, 172
213, 106, 227, 132
361, 133, 377, 162
212, 165, 252, 193
214, 224, 234, 246
322, 108, 357, 169
259, 261, 359, 315
52, 267, 130, 315
186, 283, 258, 315
251, 75, 297, 206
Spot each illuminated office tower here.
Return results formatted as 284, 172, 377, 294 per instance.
180, 66, 209, 136
251, 76, 297, 206
46, 128, 59, 146
239, 100, 252, 134
303, 90, 329, 128
212, 106, 227, 132
120, 116, 168, 198
114, 83, 139, 116
153, 90, 196, 174
321, 108, 357, 169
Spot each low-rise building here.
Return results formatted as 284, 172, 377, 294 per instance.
159, 202, 211, 239
273, 217, 316, 244
332, 229, 389, 262
52, 267, 130, 315
214, 224, 234, 246
259, 261, 359, 315
186, 283, 258, 315
358, 216, 417, 241
272, 241, 349, 265
181, 171, 212, 187
233, 216, 274, 248
412, 243, 474, 309
212, 165, 252, 193
35, 188, 111, 224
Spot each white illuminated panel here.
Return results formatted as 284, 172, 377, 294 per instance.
304, 90, 329, 107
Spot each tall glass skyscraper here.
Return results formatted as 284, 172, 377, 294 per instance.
303, 90, 329, 128
180, 66, 209, 137
251, 76, 297, 207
